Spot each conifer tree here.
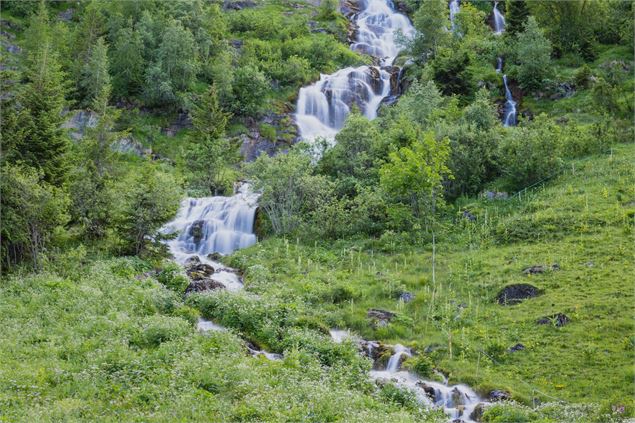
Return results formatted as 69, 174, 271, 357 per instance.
506, 0, 529, 36
80, 37, 111, 107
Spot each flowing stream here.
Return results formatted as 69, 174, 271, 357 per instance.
331, 331, 489, 422
491, 3, 517, 126
295, 0, 415, 143
449, 0, 460, 31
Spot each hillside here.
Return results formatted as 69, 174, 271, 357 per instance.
1, 0, 633, 422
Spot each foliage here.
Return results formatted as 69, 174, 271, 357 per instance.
511, 17, 552, 92
411, 0, 450, 60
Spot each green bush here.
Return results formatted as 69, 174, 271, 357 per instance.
157, 262, 190, 294
130, 315, 191, 348
403, 354, 434, 377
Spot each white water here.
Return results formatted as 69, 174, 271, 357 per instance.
502, 74, 517, 127
164, 184, 258, 260
495, 57, 503, 73
295, 0, 414, 143
493, 1, 505, 35
197, 318, 227, 332
372, 345, 488, 422
449, 0, 460, 31
330, 332, 489, 422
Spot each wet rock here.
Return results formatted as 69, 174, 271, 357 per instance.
184, 256, 201, 266
523, 264, 560, 275
489, 390, 511, 402
451, 419, 465, 423
496, 284, 540, 305
358, 340, 388, 363
415, 381, 437, 401
185, 279, 225, 295
549, 82, 575, 100
188, 220, 205, 244
450, 387, 465, 407
537, 313, 570, 327
509, 343, 525, 352
398, 291, 414, 303
186, 263, 215, 280
206, 252, 223, 261
367, 308, 396, 327
470, 403, 486, 422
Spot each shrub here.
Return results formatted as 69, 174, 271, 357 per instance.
157, 262, 190, 294
131, 315, 190, 348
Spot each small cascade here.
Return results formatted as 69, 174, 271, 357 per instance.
449, 0, 460, 31
493, 1, 505, 35
331, 331, 489, 422
197, 318, 226, 332
295, 0, 415, 143
386, 344, 411, 372
502, 74, 517, 126
495, 57, 503, 73
163, 183, 258, 262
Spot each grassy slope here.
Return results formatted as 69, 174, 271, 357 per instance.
0, 258, 446, 422
229, 143, 635, 410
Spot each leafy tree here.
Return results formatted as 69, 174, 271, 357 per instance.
431, 47, 474, 97
505, 0, 529, 36
185, 85, 235, 195
318, 0, 338, 20
498, 114, 563, 189
512, 17, 552, 92
396, 79, 443, 129
245, 147, 331, 235
114, 167, 182, 256
1, 164, 69, 271
411, 0, 450, 60
231, 65, 269, 117
318, 110, 383, 196
144, 19, 199, 107
380, 130, 451, 221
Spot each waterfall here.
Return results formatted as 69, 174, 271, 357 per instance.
295, 0, 415, 143
502, 74, 517, 126
163, 183, 258, 262
370, 343, 488, 422
495, 57, 503, 73
449, 0, 460, 31
493, 1, 505, 35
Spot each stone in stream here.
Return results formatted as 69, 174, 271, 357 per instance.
188, 220, 205, 244
496, 283, 540, 305
185, 279, 226, 295
184, 256, 201, 266
206, 252, 223, 261
415, 381, 437, 401
186, 263, 215, 280
537, 313, 570, 327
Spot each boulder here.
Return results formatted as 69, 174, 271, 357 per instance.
398, 292, 414, 303
523, 264, 559, 275
367, 308, 396, 327
223, 0, 257, 10
537, 313, 570, 327
496, 284, 540, 305
61, 110, 98, 141
111, 136, 151, 157
184, 256, 201, 266
508, 343, 525, 352
185, 279, 226, 295
206, 252, 223, 261
450, 387, 465, 407
462, 210, 477, 222
186, 263, 215, 280
470, 403, 486, 422
488, 390, 511, 402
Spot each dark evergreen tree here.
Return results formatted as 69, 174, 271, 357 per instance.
505, 0, 529, 36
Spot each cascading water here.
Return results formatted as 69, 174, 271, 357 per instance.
295, 0, 415, 143
371, 345, 489, 422
163, 183, 258, 262
495, 57, 503, 73
502, 74, 517, 126
492, 1, 505, 35
449, 0, 460, 31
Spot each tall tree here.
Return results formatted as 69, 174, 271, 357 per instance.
185, 85, 234, 195
17, 4, 69, 187
505, 0, 529, 36
110, 25, 145, 99
411, 0, 450, 60
80, 37, 111, 107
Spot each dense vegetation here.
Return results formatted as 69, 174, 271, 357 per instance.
1, 0, 633, 422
